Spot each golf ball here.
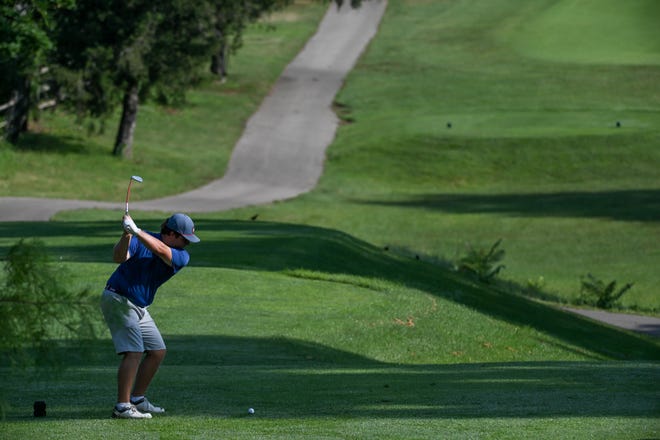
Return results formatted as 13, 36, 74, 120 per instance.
248, 408, 255, 414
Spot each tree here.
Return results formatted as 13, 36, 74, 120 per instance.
0, 239, 98, 367
0, 0, 74, 144
208, 0, 292, 81
52, 0, 217, 157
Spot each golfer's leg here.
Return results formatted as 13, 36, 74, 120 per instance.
118, 352, 143, 403
132, 349, 166, 396
133, 308, 166, 396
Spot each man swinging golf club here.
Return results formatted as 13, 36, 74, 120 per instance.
101, 210, 200, 419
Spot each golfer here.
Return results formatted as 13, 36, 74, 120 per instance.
101, 213, 200, 419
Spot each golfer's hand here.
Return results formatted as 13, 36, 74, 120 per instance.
122, 215, 141, 236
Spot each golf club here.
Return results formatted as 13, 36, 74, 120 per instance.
125, 175, 143, 214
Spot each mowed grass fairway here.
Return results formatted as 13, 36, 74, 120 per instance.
0, 219, 659, 439
1, 0, 660, 439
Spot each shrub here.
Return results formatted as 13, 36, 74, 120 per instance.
0, 239, 98, 366
457, 239, 506, 283
579, 274, 634, 310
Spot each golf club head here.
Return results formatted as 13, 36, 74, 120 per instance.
125, 176, 143, 214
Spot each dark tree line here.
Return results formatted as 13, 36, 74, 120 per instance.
1, 0, 364, 157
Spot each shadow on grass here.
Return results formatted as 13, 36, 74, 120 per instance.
358, 189, 660, 223
1, 219, 658, 362
2, 336, 658, 421
14, 132, 95, 155
163, 335, 660, 420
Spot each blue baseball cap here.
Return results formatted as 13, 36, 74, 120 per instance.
166, 213, 200, 243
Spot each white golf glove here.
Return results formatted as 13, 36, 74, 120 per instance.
123, 216, 141, 235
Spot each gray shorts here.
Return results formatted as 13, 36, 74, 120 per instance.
100, 290, 166, 354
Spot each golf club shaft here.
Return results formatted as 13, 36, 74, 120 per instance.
125, 176, 142, 214
125, 181, 133, 214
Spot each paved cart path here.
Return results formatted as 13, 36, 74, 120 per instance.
1, 0, 658, 338
563, 307, 659, 338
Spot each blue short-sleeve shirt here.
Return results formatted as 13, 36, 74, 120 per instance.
106, 233, 189, 307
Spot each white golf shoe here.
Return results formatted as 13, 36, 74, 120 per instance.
112, 404, 152, 419
133, 397, 165, 414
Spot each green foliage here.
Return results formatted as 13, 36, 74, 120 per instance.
456, 239, 506, 283
0, 0, 76, 142
0, 239, 98, 367
0, 0, 75, 78
50, 0, 305, 152
579, 274, 634, 310
50, 0, 218, 154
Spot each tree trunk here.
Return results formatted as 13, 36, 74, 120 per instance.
210, 46, 228, 81
5, 78, 30, 144
113, 84, 139, 157
210, 28, 228, 82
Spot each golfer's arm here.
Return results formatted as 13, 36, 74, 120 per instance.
113, 232, 132, 263
134, 231, 173, 267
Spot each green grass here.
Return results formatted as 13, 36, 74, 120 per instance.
0, 219, 659, 438
1, 0, 660, 438
500, 0, 660, 65
220, 0, 660, 311
2, 361, 658, 439
1, 1, 658, 311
